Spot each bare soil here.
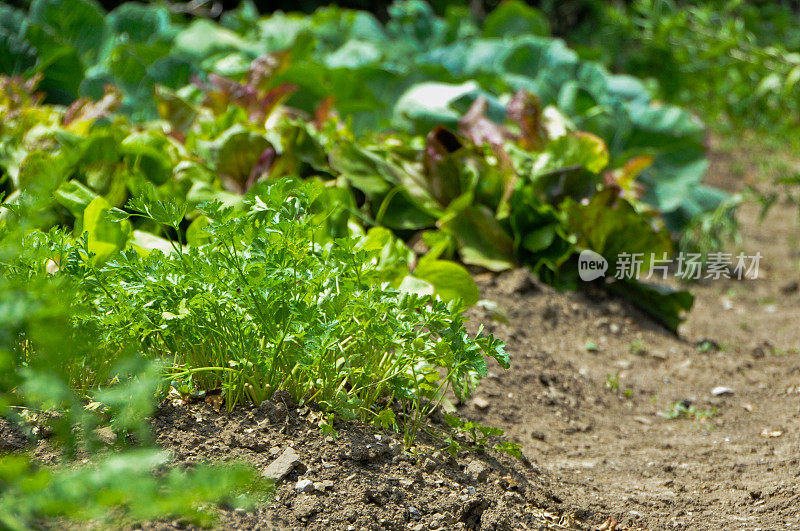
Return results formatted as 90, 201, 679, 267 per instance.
147, 397, 577, 531
458, 138, 800, 530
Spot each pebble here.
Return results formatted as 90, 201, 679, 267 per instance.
422, 456, 438, 472
263, 447, 301, 481
295, 478, 315, 493
465, 460, 490, 483
429, 513, 445, 529
472, 397, 490, 410
760, 428, 782, 438
615, 359, 632, 369
314, 480, 334, 492
388, 440, 403, 455
711, 386, 734, 396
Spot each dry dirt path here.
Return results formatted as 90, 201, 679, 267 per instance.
462, 142, 800, 529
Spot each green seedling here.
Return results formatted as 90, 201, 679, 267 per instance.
660, 401, 717, 422
629, 339, 647, 356
605, 372, 633, 398
605, 373, 620, 392
443, 414, 522, 458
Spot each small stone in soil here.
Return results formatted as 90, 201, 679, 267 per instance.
388, 440, 403, 455
422, 456, 438, 472
472, 397, 490, 410
263, 446, 301, 481
465, 460, 490, 483
760, 428, 782, 438
314, 480, 334, 492
711, 386, 734, 396
429, 513, 446, 528
295, 478, 314, 493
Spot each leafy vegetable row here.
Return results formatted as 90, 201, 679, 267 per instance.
1, 67, 691, 329
0, 0, 725, 230
6, 181, 507, 439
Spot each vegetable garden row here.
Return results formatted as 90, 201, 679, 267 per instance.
1, 0, 726, 327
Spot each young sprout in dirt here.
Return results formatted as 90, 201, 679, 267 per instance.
605, 373, 620, 393
629, 339, 647, 356
442, 414, 522, 458
660, 401, 717, 423
695, 340, 721, 353
604, 373, 632, 398
318, 413, 338, 438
